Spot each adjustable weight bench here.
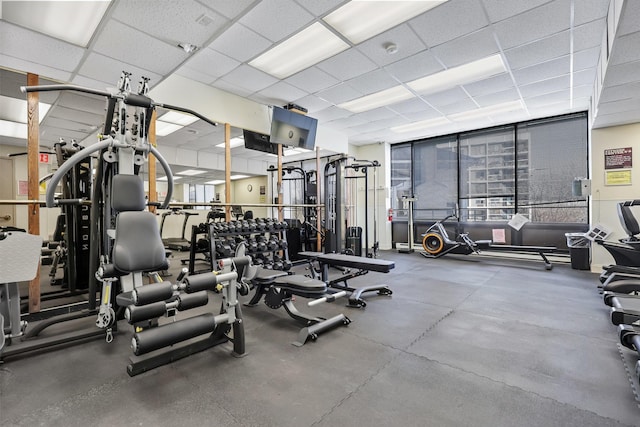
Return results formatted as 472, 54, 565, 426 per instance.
298, 252, 394, 308
243, 267, 351, 346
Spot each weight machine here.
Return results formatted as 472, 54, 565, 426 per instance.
324, 156, 380, 258
1, 72, 223, 365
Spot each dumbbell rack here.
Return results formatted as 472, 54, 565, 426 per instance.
187, 218, 292, 274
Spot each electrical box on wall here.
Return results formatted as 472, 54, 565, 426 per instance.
572, 178, 591, 197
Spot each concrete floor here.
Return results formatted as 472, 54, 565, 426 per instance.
1, 250, 639, 426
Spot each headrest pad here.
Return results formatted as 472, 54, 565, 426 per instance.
112, 174, 146, 212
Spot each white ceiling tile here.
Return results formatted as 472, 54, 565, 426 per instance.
345, 69, 399, 96
183, 48, 241, 79
481, 0, 553, 24
239, 0, 314, 42
218, 64, 279, 93
463, 73, 514, 97
474, 87, 521, 107
78, 53, 162, 89
355, 24, 427, 67
436, 98, 479, 115
504, 31, 569, 70
423, 87, 471, 107
493, 0, 570, 50
71, 75, 116, 92
57, 92, 108, 116
574, 0, 611, 26
573, 18, 607, 51
0, 54, 71, 83
175, 67, 216, 85
312, 106, 352, 122
572, 68, 596, 87
409, 0, 489, 48
292, 94, 333, 113
351, 107, 397, 122
112, 0, 229, 47
523, 89, 569, 108
40, 125, 89, 142
388, 98, 438, 116
596, 98, 640, 116
325, 115, 367, 130
573, 46, 601, 71
294, 0, 346, 17
43, 117, 97, 133
602, 61, 640, 88
285, 67, 341, 93
192, 0, 257, 20
93, 20, 186, 75
593, 110, 640, 128
48, 105, 104, 127
518, 75, 569, 98
315, 83, 363, 104
617, 0, 640, 37
0, 22, 84, 72
512, 56, 570, 86
211, 79, 256, 98
430, 27, 500, 68
598, 81, 640, 104
609, 31, 640, 66
317, 48, 378, 81
208, 23, 272, 62
256, 81, 308, 105
573, 84, 593, 99
384, 50, 444, 84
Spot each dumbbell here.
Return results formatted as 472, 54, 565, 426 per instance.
278, 239, 288, 250
197, 238, 209, 251
272, 255, 284, 271
282, 259, 292, 271
251, 254, 264, 267
264, 218, 275, 230
254, 218, 265, 231
246, 237, 258, 252
227, 221, 237, 233
255, 236, 267, 252
266, 236, 278, 251
215, 240, 231, 257
226, 237, 238, 251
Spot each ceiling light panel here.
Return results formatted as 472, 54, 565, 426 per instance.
205, 180, 225, 185
408, 54, 507, 94
230, 175, 249, 180
339, 86, 415, 113
0, 95, 51, 124
215, 137, 244, 148
324, 0, 447, 44
0, 119, 27, 139
159, 111, 199, 126
1, 0, 111, 47
249, 22, 349, 79
177, 169, 207, 176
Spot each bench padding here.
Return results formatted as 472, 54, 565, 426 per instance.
298, 252, 395, 273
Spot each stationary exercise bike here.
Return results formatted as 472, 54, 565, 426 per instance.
420, 210, 555, 270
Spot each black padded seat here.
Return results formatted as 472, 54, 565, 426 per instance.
608, 294, 640, 325
298, 251, 395, 273
272, 275, 327, 294
113, 211, 169, 273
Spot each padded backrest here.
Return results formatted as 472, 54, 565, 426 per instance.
113, 211, 168, 273
617, 203, 640, 238
112, 174, 146, 212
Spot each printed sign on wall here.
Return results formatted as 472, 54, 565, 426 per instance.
604, 147, 632, 169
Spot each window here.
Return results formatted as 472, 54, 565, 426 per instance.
390, 113, 588, 225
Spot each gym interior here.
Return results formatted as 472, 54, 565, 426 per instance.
1, 1, 640, 426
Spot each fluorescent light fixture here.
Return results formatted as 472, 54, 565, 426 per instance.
230, 175, 249, 180
0, 95, 51, 124
325, 0, 447, 44
0, 119, 27, 139
391, 116, 450, 133
159, 111, 199, 126
338, 86, 414, 113
283, 147, 313, 156
205, 180, 225, 185
177, 169, 206, 176
155, 121, 183, 136
158, 176, 182, 181
249, 22, 349, 79
408, 54, 506, 95
449, 101, 524, 122
0, 0, 111, 47
215, 136, 244, 148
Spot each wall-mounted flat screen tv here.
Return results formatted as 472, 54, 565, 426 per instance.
269, 106, 318, 150
243, 129, 278, 155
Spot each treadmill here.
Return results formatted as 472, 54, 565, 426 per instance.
160, 210, 199, 251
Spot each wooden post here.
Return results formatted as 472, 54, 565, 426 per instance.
27, 73, 40, 313
225, 123, 231, 221
148, 110, 157, 214
277, 144, 283, 222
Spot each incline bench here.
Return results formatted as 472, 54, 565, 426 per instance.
298, 252, 394, 308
